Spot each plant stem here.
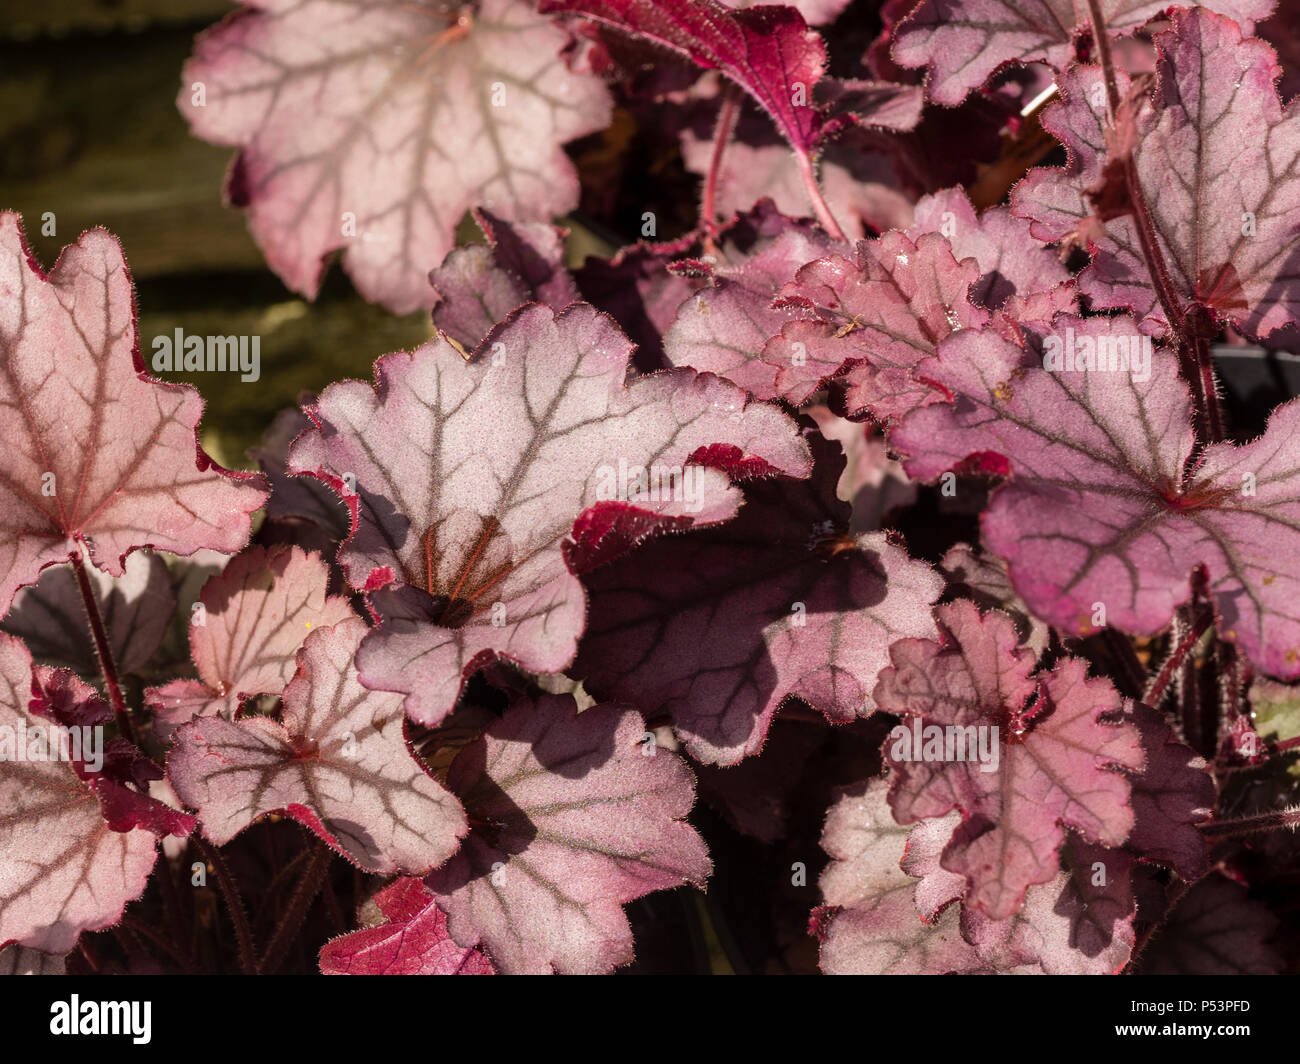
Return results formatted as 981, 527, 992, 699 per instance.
1084, 0, 1225, 441
258, 841, 333, 974
795, 149, 848, 243
69, 551, 133, 742
701, 88, 741, 243
1143, 608, 1212, 706
197, 837, 257, 975
1198, 806, 1300, 839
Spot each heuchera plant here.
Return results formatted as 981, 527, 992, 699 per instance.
3, 0, 1300, 975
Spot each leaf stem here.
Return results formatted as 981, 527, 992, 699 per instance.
701, 87, 741, 243
70, 551, 133, 742
197, 837, 257, 975
1198, 806, 1300, 839
1143, 608, 1212, 707
258, 840, 333, 974
795, 149, 847, 243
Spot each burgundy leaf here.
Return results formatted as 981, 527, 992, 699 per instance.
0, 213, 267, 618
893, 315, 1300, 678
765, 230, 990, 419
169, 617, 465, 873
288, 302, 811, 727
180, 0, 611, 314
320, 878, 494, 975
876, 601, 1144, 919
893, 0, 1273, 106
575, 429, 942, 764
3, 548, 175, 677
541, 0, 832, 153
722, 0, 850, 25
817, 779, 987, 974
431, 209, 579, 356
1139, 873, 1282, 974
1121, 703, 1214, 878
145, 545, 354, 740
426, 693, 711, 974
1015, 11, 1300, 338
0, 635, 175, 953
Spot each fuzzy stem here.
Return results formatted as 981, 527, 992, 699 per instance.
70, 551, 133, 742
1198, 807, 1300, 839
701, 88, 741, 242
1143, 609, 1212, 707
258, 841, 333, 975
795, 149, 848, 243
197, 837, 257, 975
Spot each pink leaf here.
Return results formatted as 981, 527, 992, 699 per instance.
167, 617, 465, 874
817, 779, 987, 973
145, 545, 354, 740
663, 210, 841, 396
426, 693, 711, 973
939, 543, 1051, 655
288, 303, 811, 727
0, 635, 171, 953
1014, 11, 1300, 338
960, 839, 1136, 974
320, 878, 495, 975
765, 230, 991, 419
180, 0, 611, 314
575, 428, 942, 764
431, 209, 580, 356
0, 213, 267, 618
893, 315, 1300, 677
893, 0, 1274, 106
722, 0, 850, 25
876, 601, 1144, 919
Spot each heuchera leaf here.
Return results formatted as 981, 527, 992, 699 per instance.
1014, 11, 1300, 338
663, 209, 840, 395
1140, 873, 1282, 974
892, 315, 1300, 678
817, 779, 987, 974
722, 0, 850, 25
0, 945, 65, 975
806, 405, 917, 533
765, 230, 990, 419
0, 213, 267, 618
180, 0, 611, 314
320, 878, 495, 975
145, 545, 354, 740
892, 0, 1274, 106
575, 429, 942, 764
875, 600, 1144, 919
1121, 702, 1214, 879
939, 543, 1051, 655
3, 547, 175, 677
426, 693, 711, 974
958, 839, 1136, 974
288, 302, 812, 727
249, 408, 351, 542
540, 0, 833, 154
168, 616, 466, 874
430, 209, 580, 356
0, 635, 188, 953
